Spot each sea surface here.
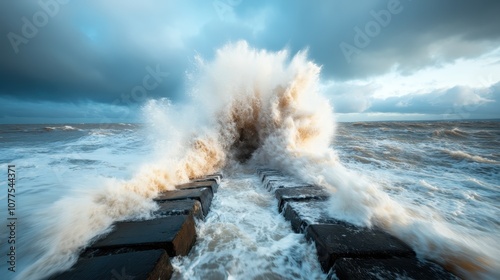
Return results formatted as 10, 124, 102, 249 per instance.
0, 120, 498, 279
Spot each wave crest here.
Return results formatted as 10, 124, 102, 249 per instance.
43, 125, 79, 132
433, 128, 469, 138
443, 149, 498, 164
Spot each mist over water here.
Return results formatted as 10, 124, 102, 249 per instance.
0, 41, 498, 279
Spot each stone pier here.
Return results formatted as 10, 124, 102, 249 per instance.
49, 173, 222, 280
257, 168, 460, 280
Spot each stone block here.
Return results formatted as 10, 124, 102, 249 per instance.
275, 186, 330, 211
176, 180, 219, 193
282, 201, 342, 233
306, 224, 415, 272
90, 215, 196, 257
155, 199, 203, 220
265, 180, 312, 193
258, 170, 282, 182
194, 176, 220, 185
208, 172, 223, 180
332, 257, 460, 280
256, 167, 278, 175
155, 188, 213, 217
50, 250, 173, 280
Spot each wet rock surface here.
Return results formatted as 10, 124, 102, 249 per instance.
176, 180, 219, 193
154, 187, 213, 217
306, 223, 415, 271
256, 168, 459, 279
331, 257, 461, 280
50, 249, 173, 280
51, 175, 220, 280
154, 199, 203, 220
275, 186, 330, 211
90, 214, 196, 257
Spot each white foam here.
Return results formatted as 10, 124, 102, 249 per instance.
171, 174, 325, 279
43, 125, 79, 131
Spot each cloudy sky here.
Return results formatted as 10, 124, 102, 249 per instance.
1, 0, 499, 123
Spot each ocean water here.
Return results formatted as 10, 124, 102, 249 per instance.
0, 42, 499, 279
0, 123, 154, 279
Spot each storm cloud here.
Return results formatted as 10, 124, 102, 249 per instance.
1, 0, 499, 123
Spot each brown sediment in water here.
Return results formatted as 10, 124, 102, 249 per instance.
443, 255, 492, 279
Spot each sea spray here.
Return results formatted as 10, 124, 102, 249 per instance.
18, 41, 499, 279
187, 41, 498, 279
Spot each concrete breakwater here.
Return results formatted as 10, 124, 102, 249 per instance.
49, 169, 460, 279
49, 174, 221, 280
257, 168, 460, 280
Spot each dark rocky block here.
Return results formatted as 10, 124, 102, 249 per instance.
194, 176, 220, 185
275, 186, 330, 211
50, 250, 173, 280
256, 167, 278, 175
282, 201, 343, 233
194, 177, 218, 182
331, 257, 460, 280
91, 215, 196, 257
155, 199, 203, 220
283, 202, 308, 233
155, 188, 213, 217
258, 170, 282, 182
261, 173, 285, 184
266, 180, 313, 193
176, 180, 219, 194
306, 224, 415, 272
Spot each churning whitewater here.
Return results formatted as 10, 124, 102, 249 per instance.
13, 41, 499, 279
170, 172, 325, 279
